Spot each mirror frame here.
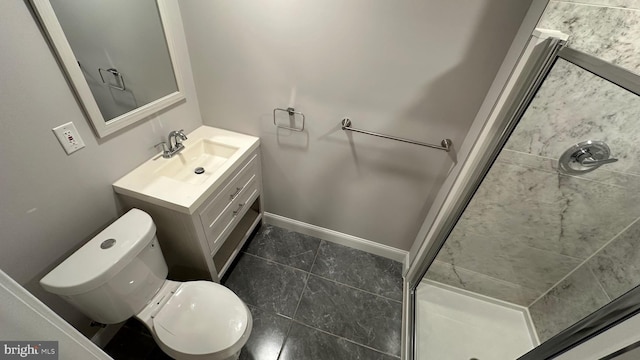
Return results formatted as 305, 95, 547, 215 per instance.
30, 0, 185, 138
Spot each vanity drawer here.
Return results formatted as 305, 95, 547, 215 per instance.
206, 176, 259, 255
199, 154, 258, 253
199, 155, 257, 227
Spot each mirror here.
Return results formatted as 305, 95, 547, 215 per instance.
30, 0, 185, 138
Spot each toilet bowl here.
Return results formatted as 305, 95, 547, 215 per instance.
40, 209, 252, 360
138, 280, 251, 360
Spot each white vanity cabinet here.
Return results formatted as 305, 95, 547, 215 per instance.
112, 126, 263, 282
198, 152, 261, 275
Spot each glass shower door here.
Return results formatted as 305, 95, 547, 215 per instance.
413, 48, 640, 359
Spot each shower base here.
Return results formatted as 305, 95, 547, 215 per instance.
416, 280, 538, 360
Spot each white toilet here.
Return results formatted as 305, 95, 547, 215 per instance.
40, 208, 252, 360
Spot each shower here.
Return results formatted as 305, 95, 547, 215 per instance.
405, 27, 640, 360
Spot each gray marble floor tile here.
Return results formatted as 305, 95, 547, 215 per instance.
278, 322, 398, 360
587, 218, 640, 300
294, 275, 402, 357
146, 347, 173, 360
223, 253, 308, 318
529, 266, 611, 342
244, 224, 322, 271
311, 241, 403, 301
104, 323, 157, 360
424, 260, 540, 306
240, 305, 291, 360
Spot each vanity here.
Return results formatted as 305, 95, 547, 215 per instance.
113, 126, 262, 282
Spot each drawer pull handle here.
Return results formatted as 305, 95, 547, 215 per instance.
233, 203, 245, 216
230, 187, 243, 199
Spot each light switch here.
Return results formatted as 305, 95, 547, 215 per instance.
52, 122, 85, 154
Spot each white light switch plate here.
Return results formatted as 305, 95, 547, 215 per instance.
52, 122, 85, 154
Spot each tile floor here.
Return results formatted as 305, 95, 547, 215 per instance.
104, 224, 403, 360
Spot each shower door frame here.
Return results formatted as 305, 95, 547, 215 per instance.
405, 36, 640, 360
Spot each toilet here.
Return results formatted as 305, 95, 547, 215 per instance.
40, 208, 252, 360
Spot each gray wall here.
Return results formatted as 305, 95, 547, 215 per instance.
426, 0, 640, 342
179, 0, 533, 251
0, 0, 202, 334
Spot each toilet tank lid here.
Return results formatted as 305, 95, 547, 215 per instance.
40, 209, 156, 296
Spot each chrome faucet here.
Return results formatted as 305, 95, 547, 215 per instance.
155, 129, 187, 158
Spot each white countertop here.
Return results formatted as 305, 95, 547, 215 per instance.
112, 126, 260, 214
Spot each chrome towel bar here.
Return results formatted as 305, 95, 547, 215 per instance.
340, 118, 452, 152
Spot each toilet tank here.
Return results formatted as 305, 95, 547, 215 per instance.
40, 209, 168, 324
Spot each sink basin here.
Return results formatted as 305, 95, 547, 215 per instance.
113, 126, 260, 214
154, 139, 239, 185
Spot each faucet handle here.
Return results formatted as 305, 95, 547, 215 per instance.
155, 141, 169, 153
580, 157, 618, 167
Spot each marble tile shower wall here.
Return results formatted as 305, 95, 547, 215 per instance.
538, 0, 640, 74
529, 218, 640, 341
426, 0, 640, 342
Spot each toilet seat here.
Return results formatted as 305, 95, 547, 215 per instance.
151, 281, 252, 359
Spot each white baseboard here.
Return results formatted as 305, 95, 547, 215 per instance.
263, 212, 408, 264
90, 322, 125, 348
